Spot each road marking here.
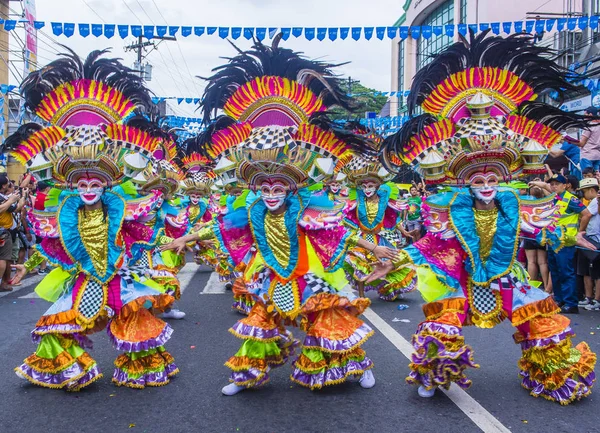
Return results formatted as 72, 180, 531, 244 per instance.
362, 308, 511, 433
201, 272, 226, 294
177, 263, 201, 294
0, 274, 44, 298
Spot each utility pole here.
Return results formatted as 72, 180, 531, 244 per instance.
124, 36, 154, 79
124, 35, 176, 80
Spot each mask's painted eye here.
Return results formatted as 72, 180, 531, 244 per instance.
471, 177, 485, 187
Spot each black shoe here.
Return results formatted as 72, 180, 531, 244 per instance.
225, 283, 233, 291
556, 301, 565, 308
560, 305, 579, 314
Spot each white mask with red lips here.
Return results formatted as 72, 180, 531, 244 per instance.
359, 181, 380, 198
189, 194, 202, 205
259, 180, 289, 212
77, 178, 104, 205
328, 182, 342, 194
469, 172, 499, 205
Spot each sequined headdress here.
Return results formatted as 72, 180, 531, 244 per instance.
381, 31, 594, 185
5, 48, 161, 187
196, 36, 368, 191
180, 153, 216, 196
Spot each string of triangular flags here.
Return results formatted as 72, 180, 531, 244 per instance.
2, 15, 598, 41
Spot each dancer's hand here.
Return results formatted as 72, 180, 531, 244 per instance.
577, 232, 597, 251
10, 264, 27, 285
372, 246, 399, 261
160, 237, 187, 254
365, 261, 395, 283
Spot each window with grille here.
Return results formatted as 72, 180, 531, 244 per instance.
416, 0, 455, 69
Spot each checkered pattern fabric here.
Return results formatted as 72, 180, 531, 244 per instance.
134, 252, 150, 269
119, 268, 135, 291
77, 279, 104, 319
471, 285, 497, 314
304, 274, 332, 295
244, 126, 297, 151
364, 233, 376, 244
272, 281, 296, 313
345, 157, 368, 172
380, 229, 401, 247
455, 117, 510, 139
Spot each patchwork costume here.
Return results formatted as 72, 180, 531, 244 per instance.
381, 31, 596, 404
8, 50, 179, 390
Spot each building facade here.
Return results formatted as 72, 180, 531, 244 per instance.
390, 0, 576, 116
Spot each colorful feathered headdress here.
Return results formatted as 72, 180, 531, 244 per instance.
6, 47, 159, 187
197, 36, 368, 190
381, 31, 595, 184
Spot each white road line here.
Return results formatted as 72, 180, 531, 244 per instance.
0, 274, 44, 298
173, 263, 199, 294
362, 308, 511, 433
201, 272, 226, 294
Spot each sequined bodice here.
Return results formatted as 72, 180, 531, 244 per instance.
78, 208, 109, 276
264, 211, 290, 267
473, 207, 498, 263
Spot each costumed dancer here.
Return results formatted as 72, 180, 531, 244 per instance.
187, 120, 257, 315
8, 49, 179, 390
375, 31, 597, 404
131, 133, 188, 320
162, 37, 398, 395
343, 154, 415, 301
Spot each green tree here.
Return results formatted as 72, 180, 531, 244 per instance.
329, 80, 388, 121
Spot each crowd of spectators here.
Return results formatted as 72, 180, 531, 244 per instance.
0, 172, 48, 292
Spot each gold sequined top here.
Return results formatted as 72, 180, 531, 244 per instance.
188, 205, 200, 225
365, 199, 379, 225
473, 207, 498, 263
264, 211, 290, 267
78, 208, 109, 276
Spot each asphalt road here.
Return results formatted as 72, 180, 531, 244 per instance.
1, 266, 599, 433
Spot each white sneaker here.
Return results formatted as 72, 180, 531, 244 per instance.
159, 309, 186, 320
222, 383, 246, 396
359, 370, 375, 389
579, 298, 593, 307
418, 385, 436, 398
585, 300, 600, 311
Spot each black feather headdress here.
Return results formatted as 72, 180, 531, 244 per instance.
407, 30, 579, 115
200, 36, 355, 124
21, 46, 153, 119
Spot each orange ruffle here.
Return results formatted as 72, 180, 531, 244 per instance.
238, 302, 280, 333
35, 309, 78, 329
23, 351, 95, 374
119, 293, 175, 318
110, 307, 168, 344
306, 302, 367, 343
232, 278, 250, 296
301, 292, 371, 316
422, 297, 466, 322
511, 297, 561, 327
224, 355, 285, 372
114, 351, 175, 375
514, 314, 571, 343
